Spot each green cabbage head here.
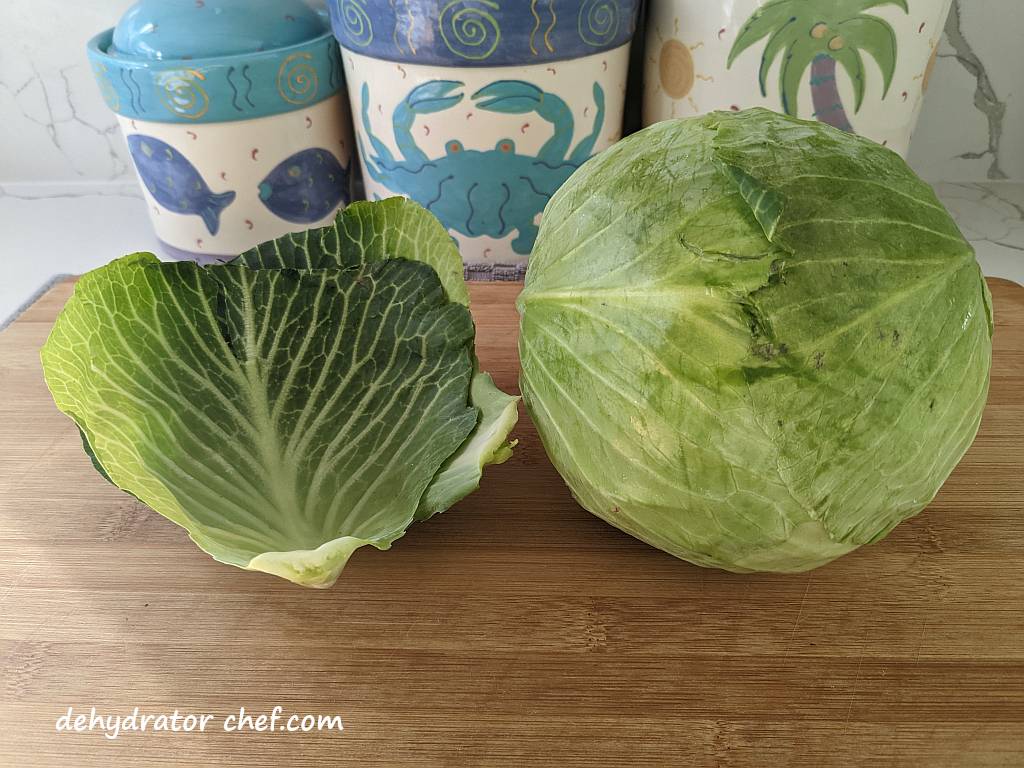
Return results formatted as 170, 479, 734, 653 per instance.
41, 198, 518, 588
517, 109, 993, 573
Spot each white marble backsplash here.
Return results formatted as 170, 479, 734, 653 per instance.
1, 0, 1020, 187
907, 0, 1023, 182
0, 1, 137, 184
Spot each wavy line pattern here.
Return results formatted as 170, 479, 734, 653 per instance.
496, 182, 511, 233
226, 66, 243, 112
119, 69, 140, 113
423, 174, 453, 209
464, 182, 479, 235
529, 0, 541, 56
405, 0, 417, 55
118, 68, 135, 112
241, 65, 255, 108
390, 0, 405, 55
519, 173, 550, 200
126, 69, 145, 113
545, 0, 557, 53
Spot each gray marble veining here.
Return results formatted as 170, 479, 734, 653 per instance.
940, 1, 1008, 180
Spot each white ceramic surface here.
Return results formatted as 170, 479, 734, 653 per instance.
342, 46, 629, 267
120, 93, 353, 260
644, 0, 952, 157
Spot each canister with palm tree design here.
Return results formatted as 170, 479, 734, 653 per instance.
643, 0, 951, 156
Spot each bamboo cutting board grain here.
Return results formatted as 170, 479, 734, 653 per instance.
1, 277, 1022, 767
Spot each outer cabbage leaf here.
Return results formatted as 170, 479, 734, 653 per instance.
237, 196, 470, 305
518, 108, 992, 572
236, 197, 519, 518
416, 370, 518, 520
712, 109, 992, 545
42, 252, 477, 587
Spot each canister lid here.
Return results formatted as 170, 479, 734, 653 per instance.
110, 0, 328, 61
87, 0, 344, 123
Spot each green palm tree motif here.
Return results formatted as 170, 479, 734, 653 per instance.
728, 0, 908, 133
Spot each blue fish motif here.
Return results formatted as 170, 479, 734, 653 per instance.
126, 135, 236, 235
258, 148, 350, 224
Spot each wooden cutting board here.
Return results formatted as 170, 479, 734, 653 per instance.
1, 277, 1022, 767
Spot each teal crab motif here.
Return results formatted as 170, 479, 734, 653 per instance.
359, 79, 605, 255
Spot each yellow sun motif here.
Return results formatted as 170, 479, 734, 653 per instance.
649, 19, 712, 116
910, 39, 938, 96
922, 42, 938, 93
659, 40, 694, 99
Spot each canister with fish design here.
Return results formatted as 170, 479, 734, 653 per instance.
88, 0, 354, 263
642, 0, 952, 157
328, 0, 642, 276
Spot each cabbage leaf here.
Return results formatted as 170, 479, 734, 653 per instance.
42, 199, 517, 587
235, 198, 520, 519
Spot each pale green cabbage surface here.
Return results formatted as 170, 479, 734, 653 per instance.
518, 109, 992, 572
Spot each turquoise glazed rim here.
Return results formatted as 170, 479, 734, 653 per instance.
110, 0, 326, 60
328, 0, 642, 66
87, 21, 343, 124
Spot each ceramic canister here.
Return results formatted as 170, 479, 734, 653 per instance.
87, 0, 354, 264
643, 0, 952, 156
328, 0, 642, 276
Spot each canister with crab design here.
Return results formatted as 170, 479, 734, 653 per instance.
328, 0, 642, 275
88, 0, 354, 263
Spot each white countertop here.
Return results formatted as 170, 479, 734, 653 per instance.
1, 180, 1021, 329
